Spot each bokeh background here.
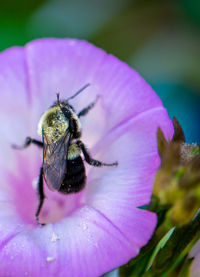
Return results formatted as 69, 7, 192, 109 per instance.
1, 0, 200, 143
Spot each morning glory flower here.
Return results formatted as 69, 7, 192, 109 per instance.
0, 38, 173, 277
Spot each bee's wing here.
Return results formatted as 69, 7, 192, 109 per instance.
43, 130, 71, 191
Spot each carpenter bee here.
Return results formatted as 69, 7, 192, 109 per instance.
13, 84, 118, 225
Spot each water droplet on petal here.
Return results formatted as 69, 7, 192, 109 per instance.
46, 256, 56, 262
51, 232, 60, 242
83, 223, 88, 230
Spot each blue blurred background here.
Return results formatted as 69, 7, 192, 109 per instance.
1, 0, 199, 143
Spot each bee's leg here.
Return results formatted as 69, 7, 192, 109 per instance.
78, 95, 100, 118
12, 137, 43, 149
77, 140, 118, 167
35, 167, 46, 226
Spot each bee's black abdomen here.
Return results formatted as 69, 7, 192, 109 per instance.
59, 156, 86, 194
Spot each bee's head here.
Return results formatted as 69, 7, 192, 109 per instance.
49, 93, 74, 112
53, 84, 90, 110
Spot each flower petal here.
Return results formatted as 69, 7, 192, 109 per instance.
190, 239, 200, 277
86, 106, 173, 207
23, 38, 164, 147
0, 47, 33, 169
0, 205, 140, 277
83, 107, 173, 248
190, 253, 200, 277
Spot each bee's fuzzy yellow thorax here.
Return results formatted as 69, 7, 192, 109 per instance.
38, 106, 69, 143
68, 144, 80, 160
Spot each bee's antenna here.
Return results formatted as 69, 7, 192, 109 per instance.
57, 93, 61, 107
66, 83, 90, 101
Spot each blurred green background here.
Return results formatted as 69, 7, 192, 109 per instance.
1, 0, 200, 143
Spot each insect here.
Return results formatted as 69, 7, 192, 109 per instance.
13, 84, 118, 225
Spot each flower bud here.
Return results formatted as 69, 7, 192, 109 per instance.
153, 117, 200, 226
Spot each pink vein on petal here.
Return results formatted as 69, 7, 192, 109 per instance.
87, 205, 138, 252
23, 46, 33, 106
0, 230, 24, 252
108, 106, 169, 138
92, 106, 172, 154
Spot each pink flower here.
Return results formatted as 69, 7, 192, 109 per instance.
0, 38, 173, 277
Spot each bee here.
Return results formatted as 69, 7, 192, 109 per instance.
13, 84, 118, 225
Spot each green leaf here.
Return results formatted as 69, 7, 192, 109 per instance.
146, 227, 175, 271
